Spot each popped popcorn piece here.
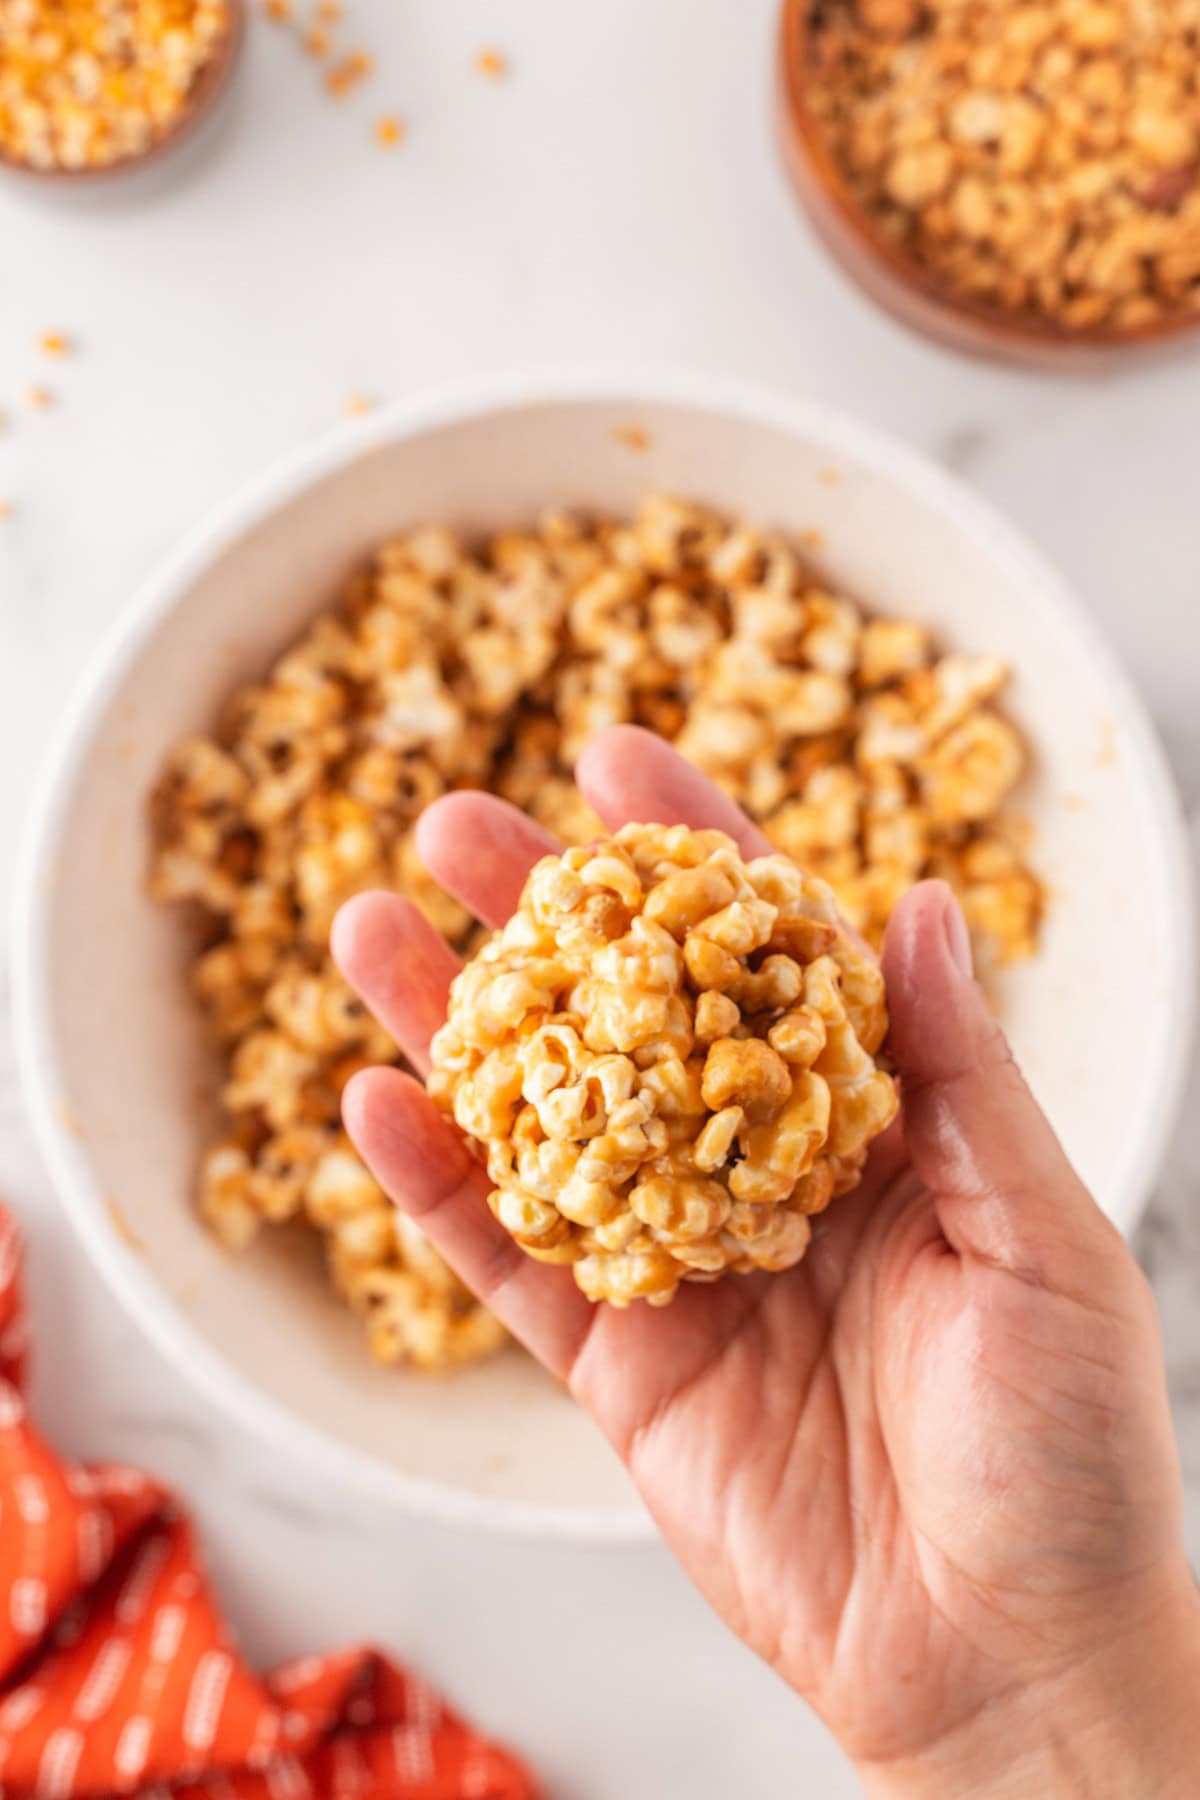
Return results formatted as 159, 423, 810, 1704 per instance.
919, 710, 1025, 825
199, 1142, 261, 1250
429, 826, 898, 1308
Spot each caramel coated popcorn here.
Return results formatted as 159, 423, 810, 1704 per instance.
0, 0, 231, 172
429, 826, 897, 1307
806, 0, 1200, 333
150, 495, 1039, 1365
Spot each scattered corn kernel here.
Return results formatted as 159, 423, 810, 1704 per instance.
304, 27, 331, 56
374, 114, 404, 148
475, 48, 507, 79
38, 331, 71, 356
263, 0, 290, 19
325, 48, 372, 95
26, 386, 52, 409
343, 392, 374, 415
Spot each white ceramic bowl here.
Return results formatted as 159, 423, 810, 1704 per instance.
12, 373, 1195, 1543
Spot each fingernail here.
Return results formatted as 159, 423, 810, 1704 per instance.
941, 892, 974, 980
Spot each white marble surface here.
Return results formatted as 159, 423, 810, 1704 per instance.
0, 2, 1198, 1794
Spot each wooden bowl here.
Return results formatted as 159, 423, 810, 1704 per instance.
777, 0, 1200, 368
0, 0, 244, 183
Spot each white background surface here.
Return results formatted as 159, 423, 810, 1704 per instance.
1, 3, 1199, 1796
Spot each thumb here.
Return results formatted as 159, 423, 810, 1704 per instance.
882, 881, 1118, 1284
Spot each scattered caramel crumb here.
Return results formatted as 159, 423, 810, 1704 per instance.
0, 501, 12, 521
344, 392, 374, 415
799, 527, 825, 550
304, 27, 331, 56
475, 48, 507, 79
316, 0, 341, 17
1095, 716, 1119, 768
1063, 792, 1087, 811
817, 467, 842, 486
375, 114, 405, 148
38, 331, 70, 356
56, 1102, 84, 1139
264, 0, 291, 19
326, 49, 373, 95
106, 1197, 145, 1253
611, 424, 652, 452
26, 387, 52, 410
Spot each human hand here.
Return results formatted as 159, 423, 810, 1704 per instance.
333, 726, 1200, 1799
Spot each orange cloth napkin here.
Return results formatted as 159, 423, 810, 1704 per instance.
0, 1210, 538, 1798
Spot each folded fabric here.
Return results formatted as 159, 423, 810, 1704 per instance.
0, 1209, 538, 1799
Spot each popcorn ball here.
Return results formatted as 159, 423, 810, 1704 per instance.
429, 825, 899, 1308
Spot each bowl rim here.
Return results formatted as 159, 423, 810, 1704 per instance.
11, 366, 1196, 1542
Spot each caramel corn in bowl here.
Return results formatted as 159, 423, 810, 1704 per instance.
431, 826, 897, 1308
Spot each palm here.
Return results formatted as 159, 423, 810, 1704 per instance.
334, 728, 1185, 1774
570, 1135, 1172, 1767
567, 1166, 912, 1729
